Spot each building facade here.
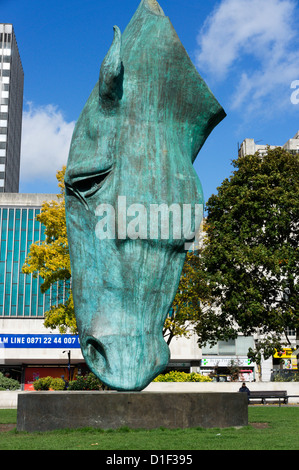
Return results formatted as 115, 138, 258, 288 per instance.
0, 193, 85, 389
238, 131, 299, 158
0, 24, 24, 193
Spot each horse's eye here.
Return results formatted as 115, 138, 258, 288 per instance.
66, 167, 113, 200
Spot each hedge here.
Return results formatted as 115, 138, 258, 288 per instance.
33, 376, 66, 391
68, 373, 104, 390
153, 371, 212, 382
0, 372, 20, 390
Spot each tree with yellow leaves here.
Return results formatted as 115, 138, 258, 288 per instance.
22, 168, 76, 334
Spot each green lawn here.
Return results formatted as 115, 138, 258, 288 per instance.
0, 407, 298, 450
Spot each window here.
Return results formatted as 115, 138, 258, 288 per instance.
202, 342, 218, 355
0, 56, 11, 63
286, 327, 296, 337
235, 336, 254, 355
0, 240, 5, 263
218, 339, 236, 355
0, 281, 4, 307
17, 295, 24, 316
0, 33, 11, 48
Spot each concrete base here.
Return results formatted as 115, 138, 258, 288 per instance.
17, 391, 248, 432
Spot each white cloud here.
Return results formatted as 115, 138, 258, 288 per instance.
20, 103, 75, 186
196, 0, 299, 113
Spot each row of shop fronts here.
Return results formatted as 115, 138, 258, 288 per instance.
0, 321, 86, 390
0, 319, 297, 390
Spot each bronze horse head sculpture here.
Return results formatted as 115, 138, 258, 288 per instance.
65, 0, 225, 390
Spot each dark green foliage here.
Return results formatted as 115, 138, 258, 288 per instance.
68, 373, 105, 390
199, 148, 299, 360
0, 372, 20, 391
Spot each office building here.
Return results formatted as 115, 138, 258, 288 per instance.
0, 24, 24, 192
0, 193, 85, 388
0, 193, 63, 317
238, 131, 299, 157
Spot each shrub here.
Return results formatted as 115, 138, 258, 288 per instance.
50, 377, 66, 390
0, 372, 20, 390
33, 376, 66, 391
273, 372, 299, 382
153, 370, 212, 382
68, 373, 104, 390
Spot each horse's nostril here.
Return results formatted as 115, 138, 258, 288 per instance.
86, 337, 109, 370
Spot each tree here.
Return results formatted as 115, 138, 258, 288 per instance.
198, 147, 299, 362
163, 242, 236, 347
163, 247, 212, 345
22, 168, 76, 334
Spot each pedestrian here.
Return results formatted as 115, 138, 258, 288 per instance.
239, 382, 250, 402
61, 375, 69, 390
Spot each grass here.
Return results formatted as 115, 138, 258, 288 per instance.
0, 407, 299, 450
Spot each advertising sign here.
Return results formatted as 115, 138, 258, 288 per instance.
273, 348, 297, 370
0, 334, 80, 348
201, 356, 252, 367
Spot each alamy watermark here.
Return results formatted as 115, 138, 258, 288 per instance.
94, 196, 203, 250
290, 80, 299, 104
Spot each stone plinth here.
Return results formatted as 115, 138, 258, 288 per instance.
17, 391, 248, 432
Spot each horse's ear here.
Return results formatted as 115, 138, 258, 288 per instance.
99, 26, 124, 104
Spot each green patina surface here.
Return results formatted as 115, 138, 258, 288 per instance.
65, 0, 225, 391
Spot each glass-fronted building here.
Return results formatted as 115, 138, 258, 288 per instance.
0, 193, 84, 389
0, 193, 69, 317
0, 203, 50, 317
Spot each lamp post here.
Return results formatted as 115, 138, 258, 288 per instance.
63, 350, 71, 382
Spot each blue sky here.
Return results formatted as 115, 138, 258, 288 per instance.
2, 0, 299, 203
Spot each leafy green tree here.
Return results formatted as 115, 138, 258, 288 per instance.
198, 147, 299, 362
163, 244, 233, 346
